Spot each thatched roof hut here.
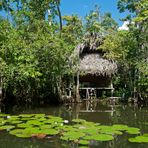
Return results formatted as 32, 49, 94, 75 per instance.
72, 33, 117, 78
69, 33, 117, 101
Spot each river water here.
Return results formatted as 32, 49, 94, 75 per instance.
0, 101, 148, 148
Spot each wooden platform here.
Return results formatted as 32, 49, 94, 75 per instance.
79, 87, 114, 100
79, 87, 114, 90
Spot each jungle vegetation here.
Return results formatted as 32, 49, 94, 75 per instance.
0, 0, 147, 106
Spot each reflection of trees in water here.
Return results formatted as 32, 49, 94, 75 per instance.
111, 104, 148, 132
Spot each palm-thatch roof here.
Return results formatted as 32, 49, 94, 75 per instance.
79, 54, 117, 77
70, 32, 117, 77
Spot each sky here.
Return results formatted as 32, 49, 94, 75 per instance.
0, 0, 128, 27
60, 0, 128, 26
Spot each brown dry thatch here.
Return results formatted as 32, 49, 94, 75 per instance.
70, 33, 117, 77
79, 54, 117, 77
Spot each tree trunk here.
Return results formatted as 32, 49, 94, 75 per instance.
55, 0, 62, 33
76, 71, 80, 102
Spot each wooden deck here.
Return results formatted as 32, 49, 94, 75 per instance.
79, 87, 114, 90
79, 87, 114, 100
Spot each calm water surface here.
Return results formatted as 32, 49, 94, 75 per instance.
0, 101, 148, 148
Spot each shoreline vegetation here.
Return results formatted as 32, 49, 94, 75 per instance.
0, 0, 147, 109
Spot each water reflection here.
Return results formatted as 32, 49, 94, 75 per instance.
1, 102, 148, 148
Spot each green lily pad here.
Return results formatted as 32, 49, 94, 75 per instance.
40, 129, 59, 135
112, 124, 129, 131
26, 120, 44, 126
62, 131, 85, 141
98, 125, 121, 135
78, 140, 89, 145
0, 114, 9, 117
9, 120, 23, 124
0, 119, 6, 126
129, 135, 148, 143
0, 125, 15, 130
143, 133, 148, 137
17, 123, 33, 128
126, 127, 140, 134
9, 129, 31, 138
24, 127, 41, 134
34, 114, 45, 118
83, 134, 114, 141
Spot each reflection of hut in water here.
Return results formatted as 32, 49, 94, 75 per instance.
69, 33, 117, 102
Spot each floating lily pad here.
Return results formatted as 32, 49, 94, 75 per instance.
8, 120, 23, 124
82, 127, 99, 135
40, 129, 59, 135
78, 140, 89, 145
40, 124, 52, 129
17, 123, 33, 128
0, 119, 6, 126
112, 124, 129, 131
34, 114, 45, 118
24, 127, 41, 134
0, 125, 15, 131
26, 120, 44, 126
9, 129, 31, 138
62, 131, 85, 141
126, 127, 140, 134
83, 134, 114, 141
143, 133, 148, 137
129, 135, 148, 143
0, 114, 9, 117
99, 126, 122, 135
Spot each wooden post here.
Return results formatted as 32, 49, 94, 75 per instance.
76, 71, 80, 102
110, 81, 114, 97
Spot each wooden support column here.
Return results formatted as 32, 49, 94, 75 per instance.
110, 81, 114, 97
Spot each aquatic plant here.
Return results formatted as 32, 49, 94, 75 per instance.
129, 134, 148, 143
0, 113, 147, 144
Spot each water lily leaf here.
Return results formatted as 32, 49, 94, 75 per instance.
0, 114, 9, 117
143, 133, 148, 137
112, 124, 129, 131
34, 114, 45, 118
62, 131, 85, 141
26, 120, 44, 126
78, 140, 89, 145
126, 127, 140, 134
0, 125, 15, 131
8, 120, 23, 124
129, 135, 148, 143
57, 125, 74, 132
82, 127, 99, 135
83, 134, 114, 141
40, 125, 53, 129
24, 127, 41, 134
0, 118, 6, 126
9, 129, 31, 138
40, 129, 59, 135
17, 123, 33, 128
38, 117, 47, 122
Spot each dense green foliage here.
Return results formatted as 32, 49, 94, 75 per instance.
101, 0, 148, 101
0, 0, 147, 105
